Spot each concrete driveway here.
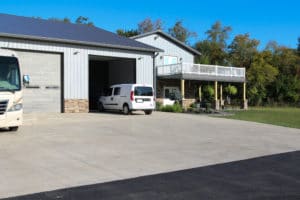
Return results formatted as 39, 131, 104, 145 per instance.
0, 112, 299, 199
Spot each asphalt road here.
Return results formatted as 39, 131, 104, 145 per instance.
4, 151, 300, 200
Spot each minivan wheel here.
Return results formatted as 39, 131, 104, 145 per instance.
98, 102, 104, 112
123, 104, 130, 115
9, 126, 19, 132
144, 110, 152, 115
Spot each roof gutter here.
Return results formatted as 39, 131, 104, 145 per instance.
0, 32, 163, 53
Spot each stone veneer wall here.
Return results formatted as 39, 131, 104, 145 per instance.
156, 98, 164, 104
156, 97, 195, 109
64, 99, 89, 113
182, 99, 196, 109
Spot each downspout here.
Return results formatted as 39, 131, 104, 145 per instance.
153, 52, 159, 98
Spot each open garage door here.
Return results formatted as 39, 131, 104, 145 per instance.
16, 50, 62, 113
89, 56, 136, 111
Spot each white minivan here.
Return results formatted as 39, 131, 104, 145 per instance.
98, 84, 155, 115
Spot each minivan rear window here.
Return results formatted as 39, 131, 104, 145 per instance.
134, 86, 153, 96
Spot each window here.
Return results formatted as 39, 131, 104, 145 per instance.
103, 88, 113, 96
134, 86, 153, 96
164, 87, 180, 100
165, 89, 170, 98
113, 87, 121, 96
163, 56, 178, 65
0, 56, 21, 91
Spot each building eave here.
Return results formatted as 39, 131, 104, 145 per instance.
0, 32, 163, 53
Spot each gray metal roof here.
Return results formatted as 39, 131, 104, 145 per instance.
0, 13, 162, 53
131, 30, 201, 56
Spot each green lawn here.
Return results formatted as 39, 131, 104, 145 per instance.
222, 107, 300, 129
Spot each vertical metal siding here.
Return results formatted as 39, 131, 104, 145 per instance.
135, 34, 194, 66
0, 37, 154, 99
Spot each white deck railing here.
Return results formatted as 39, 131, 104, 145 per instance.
157, 63, 245, 78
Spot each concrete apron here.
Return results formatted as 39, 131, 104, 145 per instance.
0, 112, 299, 198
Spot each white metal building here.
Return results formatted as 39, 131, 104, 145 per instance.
0, 13, 160, 113
133, 30, 247, 110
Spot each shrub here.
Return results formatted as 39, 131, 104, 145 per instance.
224, 84, 238, 96
187, 107, 194, 112
190, 102, 197, 108
156, 101, 163, 110
203, 85, 215, 102
160, 103, 183, 113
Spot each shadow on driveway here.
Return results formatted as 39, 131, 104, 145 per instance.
3, 151, 300, 200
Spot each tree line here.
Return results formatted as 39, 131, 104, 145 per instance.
34, 16, 94, 26
118, 18, 300, 106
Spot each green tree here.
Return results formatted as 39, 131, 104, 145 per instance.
116, 29, 139, 37
202, 85, 214, 101
272, 75, 300, 103
224, 84, 238, 96
168, 20, 196, 44
228, 33, 260, 68
137, 18, 163, 34
194, 40, 211, 64
195, 21, 231, 65
266, 44, 300, 104
247, 51, 278, 105
195, 40, 227, 65
205, 21, 231, 48
48, 17, 71, 23
298, 37, 300, 55
48, 16, 94, 26
75, 16, 94, 26
265, 41, 279, 53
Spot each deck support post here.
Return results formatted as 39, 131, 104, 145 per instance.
198, 85, 202, 102
181, 79, 185, 100
241, 82, 248, 110
220, 84, 224, 109
181, 79, 189, 110
213, 81, 220, 110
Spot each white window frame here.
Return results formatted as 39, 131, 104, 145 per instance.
163, 55, 178, 65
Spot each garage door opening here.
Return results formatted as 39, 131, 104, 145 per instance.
89, 56, 136, 112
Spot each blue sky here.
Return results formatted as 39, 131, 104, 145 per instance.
1, 0, 299, 49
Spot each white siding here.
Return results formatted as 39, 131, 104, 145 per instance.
0, 37, 154, 100
135, 34, 194, 66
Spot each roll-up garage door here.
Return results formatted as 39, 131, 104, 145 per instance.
16, 50, 62, 113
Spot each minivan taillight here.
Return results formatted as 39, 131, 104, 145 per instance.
130, 91, 134, 101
